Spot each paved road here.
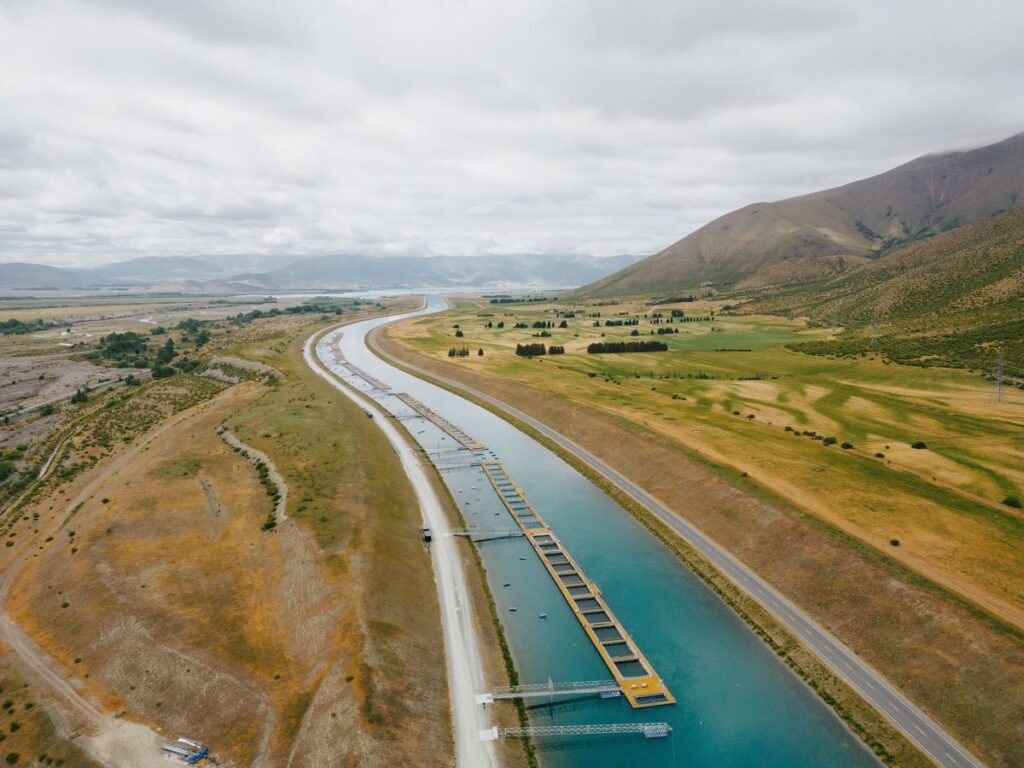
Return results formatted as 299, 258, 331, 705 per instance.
367, 319, 986, 768
304, 325, 496, 768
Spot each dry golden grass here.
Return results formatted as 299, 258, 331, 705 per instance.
0, 302, 456, 767
394, 298, 1024, 629
381, 304, 1024, 768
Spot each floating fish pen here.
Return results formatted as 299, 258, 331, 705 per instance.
481, 459, 675, 709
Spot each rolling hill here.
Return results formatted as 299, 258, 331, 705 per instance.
575, 132, 1024, 297
0, 262, 85, 290
741, 205, 1024, 374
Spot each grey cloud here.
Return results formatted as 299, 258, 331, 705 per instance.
0, 0, 1023, 266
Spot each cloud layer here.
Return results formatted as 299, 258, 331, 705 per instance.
2, 0, 1023, 266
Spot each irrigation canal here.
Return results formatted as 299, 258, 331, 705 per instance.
318, 296, 880, 768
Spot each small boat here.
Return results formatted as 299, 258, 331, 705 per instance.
519, 556, 527, 561
503, 582, 511, 587
538, 613, 548, 619
509, 606, 518, 612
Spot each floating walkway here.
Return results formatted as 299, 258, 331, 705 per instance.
341, 362, 391, 392
395, 394, 487, 451
480, 722, 671, 741
449, 529, 525, 542
481, 460, 675, 709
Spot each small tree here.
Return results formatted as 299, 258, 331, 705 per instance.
156, 338, 176, 364
477, 348, 484, 356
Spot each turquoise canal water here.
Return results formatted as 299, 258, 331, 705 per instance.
325, 297, 879, 768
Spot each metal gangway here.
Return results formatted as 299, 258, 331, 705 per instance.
449, 529, 525, 542
480, 722, 671, 741
477, 679, 621, 704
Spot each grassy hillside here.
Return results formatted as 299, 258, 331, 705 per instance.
576, 132, 1024, 297
739, 205, 1024, 376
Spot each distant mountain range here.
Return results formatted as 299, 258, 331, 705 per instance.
0, 253, 642, 292
575, 132, 1024, 297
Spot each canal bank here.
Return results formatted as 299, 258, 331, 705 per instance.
321, 297, 884, 768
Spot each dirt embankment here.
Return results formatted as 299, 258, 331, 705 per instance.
379, 325, 1024, 768
0, 309, 457, 768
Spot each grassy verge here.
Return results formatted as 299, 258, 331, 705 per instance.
218, 307, 453, 762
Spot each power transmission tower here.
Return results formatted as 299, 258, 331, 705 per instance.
991, 352, 1005, 403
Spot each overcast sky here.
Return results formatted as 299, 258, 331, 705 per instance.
2, 0, 1023, 268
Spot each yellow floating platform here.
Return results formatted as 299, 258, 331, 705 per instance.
481, 460, 675, 709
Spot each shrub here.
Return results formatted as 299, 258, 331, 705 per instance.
822, 436, 837, 446
841, 442, 854, 449
911, 441, 928, 449
1004, 496, 1022, 509
889, 539, 900, 547
151, 364, 175, 379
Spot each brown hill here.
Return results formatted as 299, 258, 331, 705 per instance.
742, 205, 1024, 374
576, 132, 1024, 297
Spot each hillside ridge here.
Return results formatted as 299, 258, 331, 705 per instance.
575, 132, 1024, 297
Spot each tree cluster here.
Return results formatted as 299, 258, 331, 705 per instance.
586, 340, 668, 354
515, 343, 547, 357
